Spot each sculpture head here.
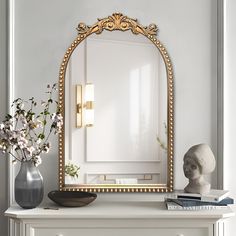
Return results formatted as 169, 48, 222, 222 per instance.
183, 143, 216, 180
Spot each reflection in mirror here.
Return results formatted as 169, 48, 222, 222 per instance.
59, 13, 174, 192
64, 31, 168, 186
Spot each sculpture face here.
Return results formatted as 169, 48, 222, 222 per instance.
183, 156, 201, 180
183, 144, 215, 194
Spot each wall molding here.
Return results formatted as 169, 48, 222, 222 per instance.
217, 0, 224, 189
8, 0, 16, 207
85, 172, 161, 184
0, 0, 9, 235
8, 0, 16, 235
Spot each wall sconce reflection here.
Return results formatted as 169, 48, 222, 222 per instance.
76, 83, 94, 128
85, 83, 94, 127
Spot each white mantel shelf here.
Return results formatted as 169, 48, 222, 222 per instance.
5, 201, 235, 236
5, 201, 234, 219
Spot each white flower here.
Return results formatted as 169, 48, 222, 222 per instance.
35, 119, 43, 128
33, 155, 42, 166
19, 103, 24, 109
0, 123, 5, 130
19, 114, 27, 125
0, 84, 61, 164
0, 142, 7, 153
18, 137, 28, 149
41, 142, 51, 153
51, 113, 63, 123
24, 146, 35, 156
37, 138, 43, 144
12, 131, 19, 139
41, 100, 46, 106
4, 119, 13, 130
51, 113, 63, 134
18, 130, 26, 139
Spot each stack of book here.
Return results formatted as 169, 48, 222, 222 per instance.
165, 189, 234, 210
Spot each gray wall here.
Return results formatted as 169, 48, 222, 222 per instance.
0, 0, 9, 235
11, 0, 218, 194
2, 0, 236, 235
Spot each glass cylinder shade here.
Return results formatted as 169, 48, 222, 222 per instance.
85, 83, 94, 126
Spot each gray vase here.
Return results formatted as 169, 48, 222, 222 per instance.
15, 161, 44, 209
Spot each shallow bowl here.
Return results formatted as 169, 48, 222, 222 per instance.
48, 190, 97, 207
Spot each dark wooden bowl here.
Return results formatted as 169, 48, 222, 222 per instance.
48, 190, 97, 207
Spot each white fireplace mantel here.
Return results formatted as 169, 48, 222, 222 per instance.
5, 201, 234, 236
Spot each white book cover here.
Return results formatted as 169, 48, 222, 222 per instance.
167, 189, 229, 203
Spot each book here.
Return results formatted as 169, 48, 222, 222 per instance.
165, 200, 229, 211
167, 189, 229, 203
167, 197, 234, 207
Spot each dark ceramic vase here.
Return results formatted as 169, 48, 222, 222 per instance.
15, 161, 44, 209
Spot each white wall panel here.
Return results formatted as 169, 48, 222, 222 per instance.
224, 0, 236, 234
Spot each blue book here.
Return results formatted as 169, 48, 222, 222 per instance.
168, 197, 234, 207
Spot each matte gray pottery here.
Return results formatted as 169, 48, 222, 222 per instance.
15, 161, 43, 209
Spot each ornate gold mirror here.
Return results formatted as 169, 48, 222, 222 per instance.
58, 13, 174, 192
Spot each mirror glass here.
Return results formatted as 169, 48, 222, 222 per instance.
64, 31, 168, 186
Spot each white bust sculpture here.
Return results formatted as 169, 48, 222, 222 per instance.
183, 144, 216, 194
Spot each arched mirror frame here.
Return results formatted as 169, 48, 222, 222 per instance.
58, 13, 174, 193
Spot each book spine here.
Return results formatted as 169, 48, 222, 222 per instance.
166, 204, 228, 211
168, 195, 222, 203
201, 196, 220, 202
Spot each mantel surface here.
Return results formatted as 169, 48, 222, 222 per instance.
5, 201, 234, 220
